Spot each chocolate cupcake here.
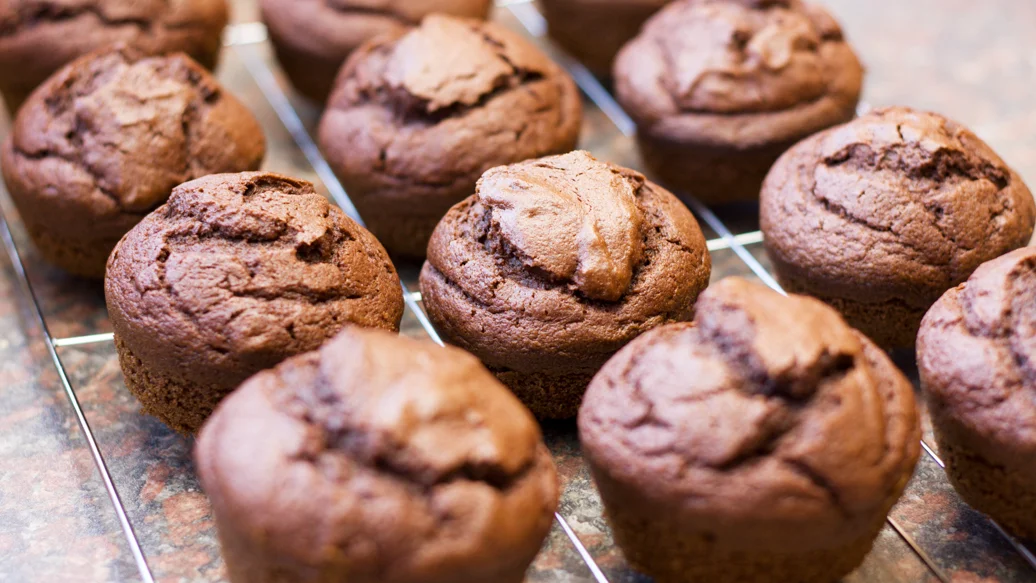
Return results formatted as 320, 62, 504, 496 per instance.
540, 0, 672, 77
761, 107, 1036, 349
614, 0, 863, 204
917, 247, 1036, 539
579, 277, 920, 583
260, 0, 493, 104
195, 325, 558, 583
0, 45, 265, 279
105, 172, 404, 434
319, 14, 582, 259
0, 0, 228, 113
420, 151, 711, 419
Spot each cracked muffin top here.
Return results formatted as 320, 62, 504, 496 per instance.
0, 0, 228, 111
918, 247, 1036, 468
260, 0, 493, 102
419, 150, 711, 375
760, 107, 1036, 308
261, 0, 493, 42
1, 44, 265, 276
318, 15, 581, 215
195, 325, 558, 582
614, 0, 862, 146
105, 172, 404, 392
578, 277, 920, 551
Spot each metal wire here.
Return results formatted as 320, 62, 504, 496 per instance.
0, 210, 155, 583
887, 517, 950, 583
52, 332, 115, 348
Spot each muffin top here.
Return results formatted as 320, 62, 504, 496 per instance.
2, 45, 264, 239
260, 0, 493, 58
0, 0, 226, 35
420, 150, 710, 372
319, 14, 581, 196
105, 172, 404, 390
579, 277, 920, 550
614, 0, 862, 145
918, 247, 1036, 463
195, 326, 558, 580
761, 107, 1036, 308
0, 0, 228, 103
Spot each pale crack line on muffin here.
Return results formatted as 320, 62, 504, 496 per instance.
614, 313, 863, 519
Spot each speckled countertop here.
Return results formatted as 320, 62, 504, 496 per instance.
1, 1, 1034, 582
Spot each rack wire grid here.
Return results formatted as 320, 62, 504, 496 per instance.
1, 1, 1035, 581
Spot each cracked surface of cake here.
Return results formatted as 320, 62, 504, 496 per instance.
104, 171, 404, 434
319, 14, 582, 259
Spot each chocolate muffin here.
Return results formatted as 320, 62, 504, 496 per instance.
917, 247, 1036, 539
540, 0, 672, 77
1, 45, 265, 279
0, 0, 228, 113
614, 0, 863, 204
260, 0, 493, 104
105, 172, 404, 434
761, 107, 1036, 349
195, 325, 558, 583
319, 14, 582, 259
419, 151, 711, 419
579, 277, 921, 583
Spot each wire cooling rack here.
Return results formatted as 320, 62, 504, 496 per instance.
1, 1, 1035, 581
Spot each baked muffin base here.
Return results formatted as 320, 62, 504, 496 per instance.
24, 223, 119, 280
215, 505, 532, 583
637, 132, 796, 205
936, 430, 1036, 540
492, 367, 592, 420
269, 40, 340, 105
605, 504, 881, 583
115, 336, 228, 435
357, 208, 443, 260
2, 87, 33, 117
775, 274, 925, 350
